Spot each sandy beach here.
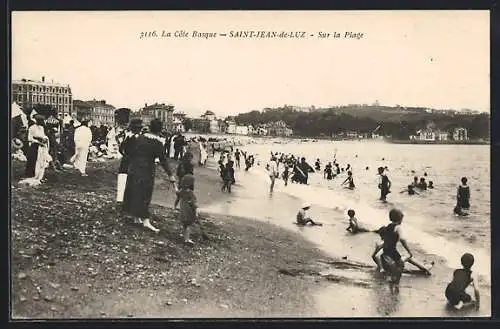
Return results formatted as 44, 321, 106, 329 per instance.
10, 153, 335, 318
10, 141, 490, 318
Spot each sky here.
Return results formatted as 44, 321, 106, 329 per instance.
12, 11, 490, 117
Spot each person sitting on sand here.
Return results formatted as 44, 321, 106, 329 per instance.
428, 181, 434, 189
296, 203, 322, 226
412, 176, 419, 188
454, 177, 470, 216
400, 185, 420, 196
445, 253, 480, 311
346, 209, 369, 234
342, 171, 355, 189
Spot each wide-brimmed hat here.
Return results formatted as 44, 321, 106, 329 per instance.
302, 202, 311, 209
11, 138, 24, 149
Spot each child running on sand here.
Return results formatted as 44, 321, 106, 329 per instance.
445, 253, 480, 310
296, 203, 322, 226
177, 174, 198, 245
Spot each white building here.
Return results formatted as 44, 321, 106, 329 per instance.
235, 125, 249, 135
415, 128, 448, 141
453, 127, 468, 141
416, 128, 436, 141
438, 131, 449, 141
172, 117, 185, 133
226, 121, 237, 134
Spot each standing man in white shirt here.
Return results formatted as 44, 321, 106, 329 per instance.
70, 119, 93, 176
267, 155, 279, 193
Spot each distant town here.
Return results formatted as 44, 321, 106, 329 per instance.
11, 77, 490, 143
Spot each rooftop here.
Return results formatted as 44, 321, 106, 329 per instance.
13, 78, 71, 88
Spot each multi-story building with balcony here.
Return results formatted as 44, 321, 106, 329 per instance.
12, 77, 73, 117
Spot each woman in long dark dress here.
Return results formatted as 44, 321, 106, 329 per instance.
121, 119, 175, 232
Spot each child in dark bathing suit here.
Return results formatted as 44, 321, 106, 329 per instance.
372, 209, 431, 290
445, 253, 480, 310
324, 162, 333, 180
342, 171, 355, 189
378, 167, 391, 201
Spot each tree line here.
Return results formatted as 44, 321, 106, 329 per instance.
233, 106, 490, 139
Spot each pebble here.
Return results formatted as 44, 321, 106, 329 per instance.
71, 287, 79, 291
17, 273, 27, 280
181, 298, 188, 303
19, 296, 27, 302
44, 295, 54, 302
166, 301, 173, 306
33, 296, 40, 301
49, 282, 61, 289
220, 304, 229, 309
100, 312, 106, 316
50, 306, 57, 312
87, 284, 93, 288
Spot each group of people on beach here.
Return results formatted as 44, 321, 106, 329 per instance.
294, 202, 480, 310
223, 148, 478, 309
113, 126, 480, 311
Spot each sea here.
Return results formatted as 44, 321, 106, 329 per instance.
196, 136, 491, 316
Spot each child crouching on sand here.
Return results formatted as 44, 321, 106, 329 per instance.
296, 203, 322, 226
177, 174, 198, 245
445, 253, 480, 310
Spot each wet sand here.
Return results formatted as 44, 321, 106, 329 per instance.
195, 152, 491, 317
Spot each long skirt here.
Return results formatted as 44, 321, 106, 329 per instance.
25, 143, 39, 177
71, 146, 89, 174
122, 168, 155, 219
